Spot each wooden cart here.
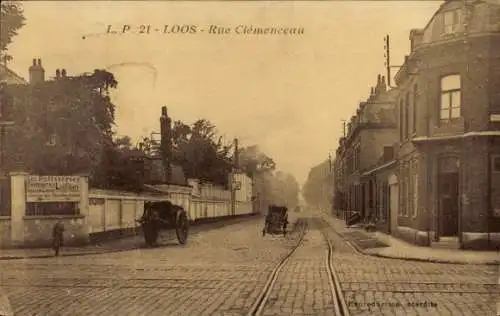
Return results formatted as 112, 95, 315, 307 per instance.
136, 201, 189, 247
262, 205, 289, 237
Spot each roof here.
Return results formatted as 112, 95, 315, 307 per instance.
0, 64, 27, 85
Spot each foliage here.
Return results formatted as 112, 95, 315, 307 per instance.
5, 70, 118, 177
238, 145, 298, 210
0, 2, 25, 62
169, 119, 234, 187
91, 136, 146, 191
269, 171, 300, 207
237, 145, 276, 177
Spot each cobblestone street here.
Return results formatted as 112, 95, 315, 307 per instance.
0, 218, 302, 316
320, 214, 500, 316
1, 213, 499, 316
261, 225, 335, 316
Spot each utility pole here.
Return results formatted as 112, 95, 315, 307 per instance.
233, 138, 239, 170
328, 153, 333, 173
384, 34, 391, 87
231, 138, 239, 216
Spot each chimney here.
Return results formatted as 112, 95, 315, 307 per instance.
160, 106, 172, 183
380, 75, 387, 92
56, 69, 61, 79
29, 57, 45, 84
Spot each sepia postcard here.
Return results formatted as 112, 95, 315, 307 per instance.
0, 0, 499, 315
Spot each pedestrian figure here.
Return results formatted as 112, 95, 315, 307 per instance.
262, 211, 271, 236
282, 212, 289, 238
52, 221, 65, 256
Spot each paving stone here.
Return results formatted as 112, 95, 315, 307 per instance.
1, 211, 497, 316
0, 219, 303, 316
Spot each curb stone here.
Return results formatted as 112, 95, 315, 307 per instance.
0, 217, 261, 260
345, 238, 500, 266
0, 247, 140, 260
325, 217, 500, 266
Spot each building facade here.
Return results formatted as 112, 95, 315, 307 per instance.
333, 75, 399, 221
360, 147, 397, 234
0, 64, 28, 218
393, 0, 500, 249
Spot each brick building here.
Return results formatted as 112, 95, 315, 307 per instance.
332, 75, 399, 221
392, 0, 500, 249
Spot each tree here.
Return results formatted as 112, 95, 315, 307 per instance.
170, 118, 233, 186
268, 171, 300, 208
238, 145, 276, 177
115, 135, 133, 150
5, 69, 118, 178
238, 145, 301, 212
0, 2, 25, 63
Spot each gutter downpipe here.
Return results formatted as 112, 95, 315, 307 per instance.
487, 139, 492, 247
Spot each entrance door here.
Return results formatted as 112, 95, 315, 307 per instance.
389, 183, 399, 234
438, 173, 459, 236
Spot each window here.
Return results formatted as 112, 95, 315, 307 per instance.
444, 10, 460, 34
406, 165, 412, 217
405, 92, 410, 138
399, 98, 404, 141
382, 183, 389, 220
354, 144, 361, 171
399, 165, 406, 216
413, 84, 418, 133
46, 133, 57, 146
412, 163, 419, 218
440, 74, 461, 121
0, 178, 9, 216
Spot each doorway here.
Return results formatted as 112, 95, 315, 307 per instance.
437, 156, 460, 237
388, 174, 398, 234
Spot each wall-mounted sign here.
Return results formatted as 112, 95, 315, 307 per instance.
26, 175, 81, 202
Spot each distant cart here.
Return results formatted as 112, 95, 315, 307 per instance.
262, 205, 289, 237
136, 201, 189, 246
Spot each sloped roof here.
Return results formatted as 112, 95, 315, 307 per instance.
0, 64, 27, 85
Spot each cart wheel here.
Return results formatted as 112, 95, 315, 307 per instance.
143, 223, 158, 247
175, 211, 189, 245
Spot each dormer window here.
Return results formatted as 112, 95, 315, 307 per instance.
443, 10, 460, 34
46, 133, 57, 146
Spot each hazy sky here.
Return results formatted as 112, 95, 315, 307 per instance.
7, 1, 442, 185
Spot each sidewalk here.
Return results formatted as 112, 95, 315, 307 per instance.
0, 215, 262, 260
0, 235, 146, 260
324, 215, 500, 265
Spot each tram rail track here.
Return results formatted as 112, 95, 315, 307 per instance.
247, 217, 350, 316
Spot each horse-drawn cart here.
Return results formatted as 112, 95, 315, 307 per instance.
262, 205, 289, 237
136, 201, 189, 247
